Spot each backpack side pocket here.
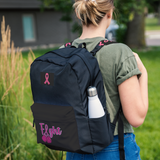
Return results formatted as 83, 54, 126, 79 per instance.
88, 114, 113, 153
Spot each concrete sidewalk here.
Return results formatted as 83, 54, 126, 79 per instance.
145, 30, 160, 46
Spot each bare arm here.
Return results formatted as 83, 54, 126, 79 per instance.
118, 53, 148, 128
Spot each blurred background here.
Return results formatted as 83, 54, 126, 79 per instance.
0, 0, 160, 160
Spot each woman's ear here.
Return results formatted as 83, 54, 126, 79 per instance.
104, 9, 113, 29
106, 9, 113, 19
103, 9, 112, 21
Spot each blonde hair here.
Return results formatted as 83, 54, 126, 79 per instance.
73, 0, 115, 27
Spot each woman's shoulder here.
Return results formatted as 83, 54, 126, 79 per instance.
98, 42, 135, 63
101, 42, 133, 56
59, 40, 134, 62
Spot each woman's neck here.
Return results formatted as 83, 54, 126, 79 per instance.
79, 23, 106, 40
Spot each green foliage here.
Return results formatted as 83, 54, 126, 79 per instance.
72, 22, 82, 36
114, 0, 147, 43
115, 26, 127, 43
114, 0, 159, 31
39, 0, 73, 21
145, 0, 160, 13
114, 0, 146, 25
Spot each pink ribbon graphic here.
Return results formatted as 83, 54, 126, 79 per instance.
44, 73, 50, 85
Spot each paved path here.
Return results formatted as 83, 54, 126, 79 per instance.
145, 30, 160, 46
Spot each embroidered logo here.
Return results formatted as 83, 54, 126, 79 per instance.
98, 40, 111, 46
44, 73, 50, 85
41, 72, 54, 86
65, 42, 71, 47
39, 123, 62, 144
99, 41, 104, 46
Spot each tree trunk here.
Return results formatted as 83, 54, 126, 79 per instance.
158, 2, 160, 25
125, 12, 146, 48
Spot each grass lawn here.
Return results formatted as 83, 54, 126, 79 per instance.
21, 46, 160, 160
22, 47, 60, 59
145, 17, 160, 31
133, 47, 160, 160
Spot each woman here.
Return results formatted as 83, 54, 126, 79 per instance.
66, 0, 148, 159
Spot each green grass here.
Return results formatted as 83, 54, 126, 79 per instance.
133, 47, 160, 160
145, 17, 160, 31
22, 47, 59, 59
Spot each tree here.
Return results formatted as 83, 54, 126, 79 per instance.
115, 0, 146, 48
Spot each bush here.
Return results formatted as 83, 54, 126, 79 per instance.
115, 26, 127, 43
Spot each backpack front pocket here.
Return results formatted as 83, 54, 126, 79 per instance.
31, 103, 81, 152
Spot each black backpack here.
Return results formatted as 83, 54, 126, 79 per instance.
30, 40, 125, 159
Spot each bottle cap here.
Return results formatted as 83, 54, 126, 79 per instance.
87, 86, 97, 97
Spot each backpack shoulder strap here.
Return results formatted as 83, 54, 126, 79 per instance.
90, 40, 117, 56
64, 41, 94, 86
112, 105, 125, 160
64, 42, 87, 49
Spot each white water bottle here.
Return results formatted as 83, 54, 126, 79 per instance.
88, 86, 105, 118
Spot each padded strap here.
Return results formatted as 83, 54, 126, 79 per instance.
78, 43, 86, 49
65, 42, 93, 85
112, 106, 122, 125
65, 41, 87, 49
90, 40, 117, 56
112, 105, 125, 160
118, 115, 125, 160
76, 47, 94, 86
